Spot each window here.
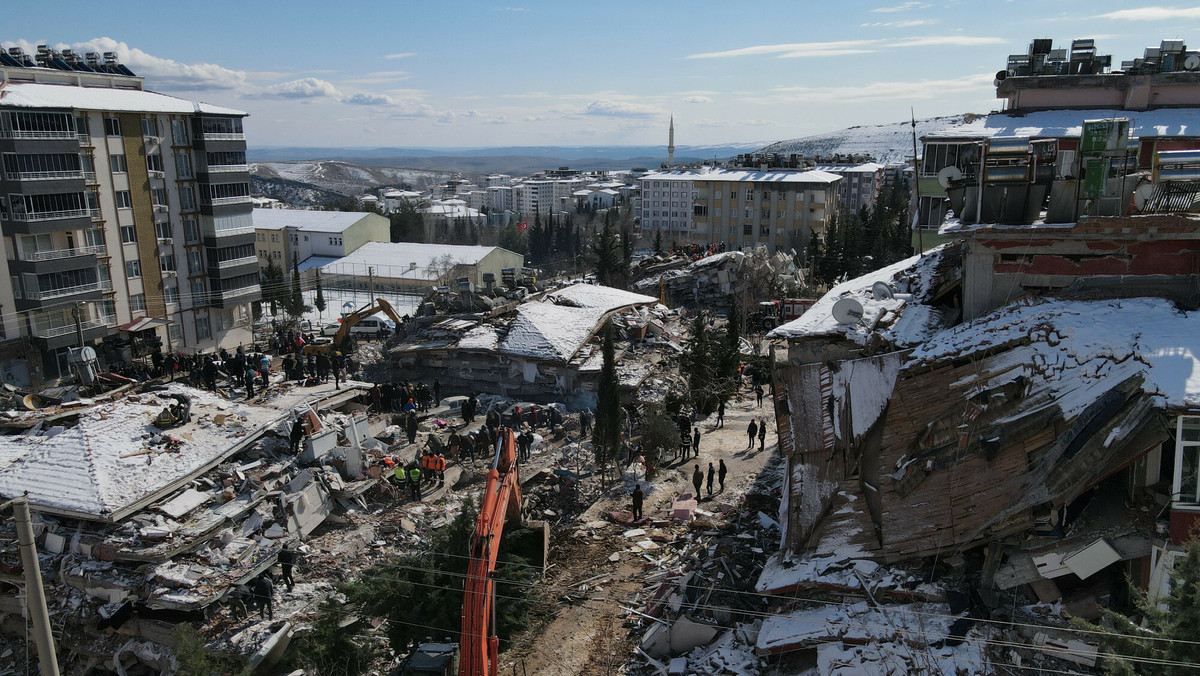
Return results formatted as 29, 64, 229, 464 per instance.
191, 278, 206, 300
178, 186, 195, 211
125, 260, 141, 278
168, 322, 182, 344
744, 189, 754, 201
743, 223, 753, 235
183, 218, 199, 243
115, 190, 132, 209
1175, 416, 1200, 505
745, 207, 754, 219
85, 228, 105, 248
164, 287, 179, 305
130, 293, 146, 312
715, 191, 722, 200
104, 117, 121, 136
196, 316, 211, 340
714, 207, 721, 217
120, 225, 137, 243
761, 207, 771, 219
75, 116, 89, 139
729, 190, 738, 201
141, 118, 158, 137
761, 226, 770, 236
110, 154, 127, 173
172, 120, 188, 145
146, 153, 163, 173
188, 251, 203, 273
174, 153, 192, 179
156, 221, 172, 240
152, 188, 168, 207
160, 254, 176, 272
329, 236, 342, 246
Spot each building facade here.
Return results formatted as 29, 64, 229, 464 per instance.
253, 209, 389, 273
637, 172, 695, 238
0, 50, 258, 383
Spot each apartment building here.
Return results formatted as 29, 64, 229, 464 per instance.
0, 47, 259, 383
813, 162, 885, 213
637, 172, 695, 236
640, 169, 841, 253
252, 208, 389, 274
514, 180, 556, 215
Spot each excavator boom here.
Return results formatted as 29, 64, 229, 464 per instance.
459, 428, 522, 676
305, 298, 406, 355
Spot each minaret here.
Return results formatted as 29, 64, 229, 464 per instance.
668, 115, 675, 169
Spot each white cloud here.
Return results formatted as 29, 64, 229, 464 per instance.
503, 6, 529, 11
3, 37, 249, 90
1094, 6, 1200, 20
687, 35, 1004, 59
583, 100, 663, 118
255, 77, 342, 99
861, 19, 935, 27
769, 72, 994, 103
342, 70, 412, 85
872, 1, 931, 12
684, 95, 713, 103
342, 92, 394, 106
383, 52, 416, 59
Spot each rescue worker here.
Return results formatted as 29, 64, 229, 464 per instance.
718, 459, 728, 492
252, 574, 274, 620
406, 413, 419, 445
278, 546, 297, 592
437, 453, 446, 487
692, 464, 703, 499
407, 463, 421, 501
632, 483, 644, 521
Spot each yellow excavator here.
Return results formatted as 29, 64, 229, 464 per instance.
303, 298, 406, 356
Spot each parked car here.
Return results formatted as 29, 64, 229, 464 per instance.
320, 323, 342, 337
348, 317, 394, 337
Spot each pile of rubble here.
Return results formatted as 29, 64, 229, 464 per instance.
633, 246, 804, 314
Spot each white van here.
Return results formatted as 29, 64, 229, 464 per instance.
348, 318, 394, 337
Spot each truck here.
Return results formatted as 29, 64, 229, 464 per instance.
398, 642, 459, 676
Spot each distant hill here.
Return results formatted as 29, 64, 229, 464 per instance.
251, 161, 450, 196
759, 114, 985, 163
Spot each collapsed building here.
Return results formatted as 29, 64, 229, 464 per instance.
0, 379, 397, 672
631, 246, 805, 315
762, 206, 1200, 664
389, 282, 679, 406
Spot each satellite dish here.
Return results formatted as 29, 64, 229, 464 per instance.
937, 166, 964, 188
832, 297, 865, 325
1133, 183, 1155, 210
1185, 54, 1200, 70
871, 282, 895, 300
995, 69, 1008, 81
80, 346, 97, 362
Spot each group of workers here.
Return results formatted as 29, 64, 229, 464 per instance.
385, 449, 446, 501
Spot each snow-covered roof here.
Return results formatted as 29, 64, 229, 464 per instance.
768, 245, 955, 347
322, 242, 512, 280
924, 107, 1200, 141
0, 385, 279, 518
0, 81, 245, 116
499, 283, 657, 362
813, 163, 885, 174
909, 296, 1200, 417
422, 204, 481, 218
251, 209, 376, 234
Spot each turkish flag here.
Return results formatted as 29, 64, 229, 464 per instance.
517, 222, 528, 230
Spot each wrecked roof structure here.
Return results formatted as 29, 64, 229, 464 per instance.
633, 246, 804, 314
391, 282, 668, 403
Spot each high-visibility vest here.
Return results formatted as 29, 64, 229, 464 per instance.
394, 466, 405, 480
436, 456, 445, 471
408, 468, 421, 482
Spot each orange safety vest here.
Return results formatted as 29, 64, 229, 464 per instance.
421, 455, 433, 471
436, 456, 445, 472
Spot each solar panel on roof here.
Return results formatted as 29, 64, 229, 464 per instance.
0, 52, 22, 68
116, 64, 136, 77
49, 58, 74, 72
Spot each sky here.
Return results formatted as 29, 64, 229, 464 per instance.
6, 1, 1200, 148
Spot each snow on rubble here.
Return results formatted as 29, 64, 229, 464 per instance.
908, 296, 1200, 417
768, 244, 955, 347
0, 384, 286, 517
499, 283, 657, 362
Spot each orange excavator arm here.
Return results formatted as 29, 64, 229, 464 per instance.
460, 428, 522, 676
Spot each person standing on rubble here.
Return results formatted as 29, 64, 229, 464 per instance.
717, 399, 726, 428
718, 459, 728, 492
632, 483, 644, 521
437, 453, 446, 487
203, 357, 218, 392
278, 546, 298, 592
579, 408, 591, 436
289, 417, 305, 454
758, 418, 767, 451
706, 462, 715, 496
755, 383, 764, 408
406, 412, 419, 445
333, 356, 342, 390
433, 378, 441, 407
692, 464, 703, 499
407, 463, 421, 501
692, 427, 700, 458
747, 418, 758, 449
252, 574, 274, 620
243, 361, 256, 398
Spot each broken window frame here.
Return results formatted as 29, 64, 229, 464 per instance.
1172, 415, 1200, 507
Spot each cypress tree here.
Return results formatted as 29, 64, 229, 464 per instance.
593, 321, 621, 485
313, 268, 326, 320
290, 252, 303, 317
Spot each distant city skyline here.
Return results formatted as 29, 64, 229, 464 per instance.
6, 1, 1200, 148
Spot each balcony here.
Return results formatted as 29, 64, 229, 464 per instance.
215, 254, 257, 269
78, 133, 92, 146
84, 171, 97, 184
200, 132, 245, 142
99, 279, 113, 292
19, 245, 107, 262
25, 281, 101, 300
204, 195, 253, 207
212, 285, 260, 305
10, 208, 92, 223
4, 170, 85, 182
30, 315, 115, 339
206, 164, 248, 173
0, 129, 78, 140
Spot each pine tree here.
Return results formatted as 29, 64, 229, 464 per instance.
653, 229, 664, 256
262, 257, 285, 316
593, 321, 622, 485
593, 221, 621, 286
682, 313, 717, 413
313, 268, 326, 320
717, 298, 743, 405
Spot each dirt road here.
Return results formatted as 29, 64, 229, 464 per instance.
503, 389, 778, 675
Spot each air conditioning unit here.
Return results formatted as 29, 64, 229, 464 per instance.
148, 170, 165, 179
163, 270, 177, 278
154, 204, 169, 213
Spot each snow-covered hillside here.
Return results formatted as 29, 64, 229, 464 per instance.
760, 114, 984, 163
251, 160, 449, 195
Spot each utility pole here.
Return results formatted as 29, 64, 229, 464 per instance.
367, 267, 375, 305
910, 108, 923, 255
11, 496, 60, 676
71, 301, 84, 349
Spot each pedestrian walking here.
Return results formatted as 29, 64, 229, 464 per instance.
692, 427, 701, 457
632, 484, 644, 521
718, 459, 728, 492
717, 399, 726, 428
692, 464, 703, 499
706, 462, 715, 496
755, 383, 764, 408
251, 574, 274, 620
278, 546, 297, 592
759, 418, 767, 450
747, 419, 758, 449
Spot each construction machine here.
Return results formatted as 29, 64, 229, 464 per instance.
459, 428, 522, 676
303, 298, 406, 356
